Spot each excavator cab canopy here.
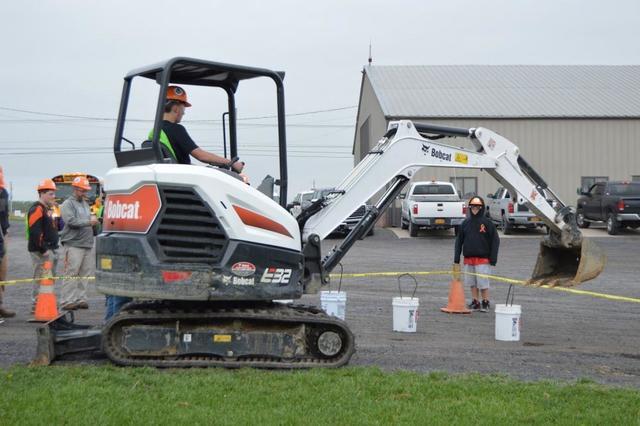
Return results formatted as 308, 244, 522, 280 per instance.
113, 57, 288, 206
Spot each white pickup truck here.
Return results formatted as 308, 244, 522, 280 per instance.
486, 187, 548, 234
400, 181, 466, 237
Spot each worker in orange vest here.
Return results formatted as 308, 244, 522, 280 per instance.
27, 179, 60, 312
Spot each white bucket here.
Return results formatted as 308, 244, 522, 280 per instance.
495, 304, 522, 341
392, 297, 420, 332
273, 299, 294, 304
320, 291, 347, 320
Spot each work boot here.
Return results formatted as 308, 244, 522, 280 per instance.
62, 302, 78, 311
76, 301, 89, 310
481, 299, 491, 313
0, 306, 16, 318
468, 299, 481, 311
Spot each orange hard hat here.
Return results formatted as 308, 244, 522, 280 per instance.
37, 178, 57, 192
468, 196, 484, 206
72, 176, 91, 190
166, 85, 192, 107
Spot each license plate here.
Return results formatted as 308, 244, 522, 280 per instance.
435, 218, 445, 225
529, 217, 540, 222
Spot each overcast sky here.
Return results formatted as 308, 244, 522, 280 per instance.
2, 0, 640, 202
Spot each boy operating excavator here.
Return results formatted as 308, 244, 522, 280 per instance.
453, 195, 500, 312
156, 86, 248, 182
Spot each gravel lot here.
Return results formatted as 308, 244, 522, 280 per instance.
1, 219, 639, 387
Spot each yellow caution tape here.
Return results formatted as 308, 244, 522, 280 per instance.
2, 270, 637, 304
0, 276, 96, 287
330, 270, 640, 304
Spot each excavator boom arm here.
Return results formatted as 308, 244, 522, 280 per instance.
301, 120, 604, 288
303, 121, 565, 241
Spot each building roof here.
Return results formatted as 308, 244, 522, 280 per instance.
365, 65, 640, 118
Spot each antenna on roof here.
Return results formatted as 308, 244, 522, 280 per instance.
368, 40, 372, 65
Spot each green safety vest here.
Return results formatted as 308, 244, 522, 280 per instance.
24, 203, 41, 240
147, 129, 177, 161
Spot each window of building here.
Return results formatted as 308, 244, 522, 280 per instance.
450, 177, 477, 199
581, 176, 608, 191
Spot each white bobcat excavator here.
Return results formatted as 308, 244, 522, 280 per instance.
35, 57, 605, 367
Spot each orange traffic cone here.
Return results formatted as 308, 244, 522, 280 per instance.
33, 260, 59, 322
440, 278, 471, 314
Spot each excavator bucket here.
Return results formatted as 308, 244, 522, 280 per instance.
32, 312, 102, 365
529, 239, 606, 287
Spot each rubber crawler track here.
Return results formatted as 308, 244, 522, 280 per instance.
102, 301, 355, 368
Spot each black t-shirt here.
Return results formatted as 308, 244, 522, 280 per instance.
161, 120, 199, 164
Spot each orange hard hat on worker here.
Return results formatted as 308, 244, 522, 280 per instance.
166, 86, 192, 107
72, 176, 91, 191
468, 196, 484, 207
37, 178, 57, 192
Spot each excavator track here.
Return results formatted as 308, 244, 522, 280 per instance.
102, 301, 355, 368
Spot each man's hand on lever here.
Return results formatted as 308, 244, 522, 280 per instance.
228, 157, 244, 173
226, 157, 249, 184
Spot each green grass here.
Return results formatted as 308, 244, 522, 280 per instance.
1, 366, 639, 425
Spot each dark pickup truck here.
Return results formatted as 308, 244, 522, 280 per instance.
576, 181, 640, 235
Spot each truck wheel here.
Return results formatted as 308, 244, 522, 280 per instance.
409, 221, 418, 237
606, 213, 619, 235
501, 215, 513, 235
576, 211, 590, 228
401, 218, 408, 230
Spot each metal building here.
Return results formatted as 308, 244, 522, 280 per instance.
353, 65, 640, 226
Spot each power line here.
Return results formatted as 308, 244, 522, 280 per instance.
0, 118, 353, 128
0, 143, 353, 150
0, 129, 354, 146
0, 149, 353, 158
0, 105, 357, 123
0, 136, 108, 143
0, 150, 353, 157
